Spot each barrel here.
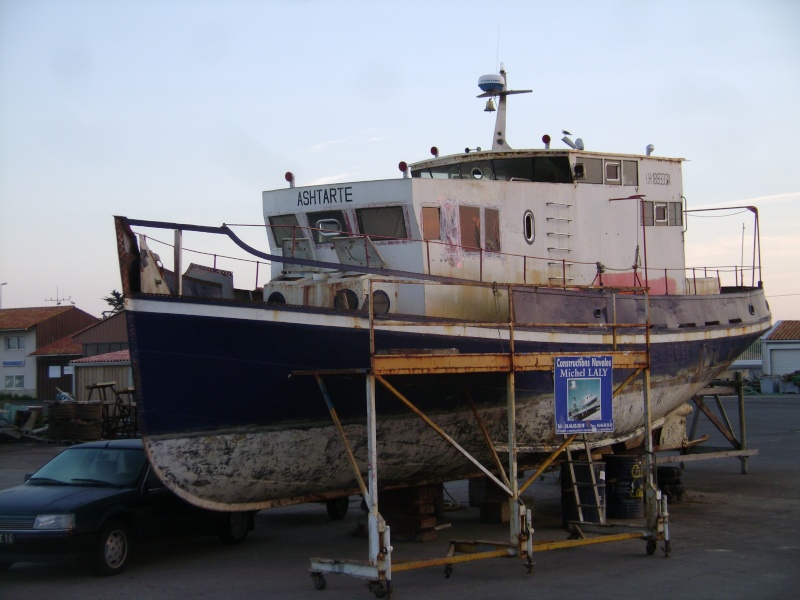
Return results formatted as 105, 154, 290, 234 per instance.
560, 462, 605, 527
604, 454, 644, 519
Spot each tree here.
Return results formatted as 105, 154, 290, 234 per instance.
102, 290, 124, 317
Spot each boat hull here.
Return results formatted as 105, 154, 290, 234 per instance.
125, 287, 770, 511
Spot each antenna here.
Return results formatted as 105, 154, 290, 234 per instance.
495, 26, 500, 72
45, 287, 73, 306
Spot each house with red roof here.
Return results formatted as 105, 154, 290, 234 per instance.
760, 320, 800, 393
1, 306, 98, 400
30, 311, 131, 401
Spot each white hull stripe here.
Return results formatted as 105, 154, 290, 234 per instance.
126, 297, 767, 346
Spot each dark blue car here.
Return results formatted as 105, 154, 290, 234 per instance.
0, 439, 254, 575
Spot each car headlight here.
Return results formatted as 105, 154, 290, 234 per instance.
33, 514, 76, 530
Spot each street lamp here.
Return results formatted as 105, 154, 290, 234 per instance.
0, 282, 6, 309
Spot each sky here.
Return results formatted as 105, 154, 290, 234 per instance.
1, 0, 798, 321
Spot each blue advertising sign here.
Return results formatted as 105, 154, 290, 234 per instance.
554, 355, 614, 434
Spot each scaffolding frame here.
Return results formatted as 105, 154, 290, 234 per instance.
302, 282, 670, 598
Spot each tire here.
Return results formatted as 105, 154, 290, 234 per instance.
220, 511, 250, 544
92, 520, 131, 576
663, 482, 686, 496
657, 466, 682, 479
326, 496, 350, 521
312, 573, 327, 590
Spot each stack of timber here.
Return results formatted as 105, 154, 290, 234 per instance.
469, 476, 512, 524
45, 402, 103, 442
378, 484, 444, 542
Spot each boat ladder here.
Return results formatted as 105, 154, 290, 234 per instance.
564, 436, 606, 527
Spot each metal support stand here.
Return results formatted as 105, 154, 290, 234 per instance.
302, 285, 670, 595
660, 372, 757, 472
309, 373, 393, 598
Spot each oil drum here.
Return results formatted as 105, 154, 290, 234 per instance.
604, 454, 644, 519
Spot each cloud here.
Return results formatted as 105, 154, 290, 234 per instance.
691, 192, 800, 211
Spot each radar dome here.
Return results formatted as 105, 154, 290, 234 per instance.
478, 74, 504, 92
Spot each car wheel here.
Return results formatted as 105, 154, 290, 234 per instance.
92, 520, 132, 576
220, 512, 250, 544
326, 496, 350, 520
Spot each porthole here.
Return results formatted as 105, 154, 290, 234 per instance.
748, 304, 755, 315
523, 210, 535, 244
362, 290, 391, 315
594, 308, 603, 319
334, 289, 359, 311
472, 168, 483, 180
266, 292, 286, 304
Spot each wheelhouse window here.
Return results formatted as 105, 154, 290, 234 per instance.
422, 207, 441, 240
467, 160, 495, 180
533, 156, 573, 183
575, 157, 603, 183
418, 164, 463, 179
268, 214, 301, 247
576, 157, 637, 185
622, 160, 638, 186
642, 201, 682, 227
356, 206, 408, 241
308, 210, 348, 243
604, 161, 621, 185
668, 202, 683, 226
493, 158, 532, 181
413, 156, 572, 183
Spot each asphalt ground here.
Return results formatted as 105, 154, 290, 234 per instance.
1, 394, 799, 599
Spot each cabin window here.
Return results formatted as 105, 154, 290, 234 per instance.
642, 201, 683, 227
459, 206, 481, 250
422, 207, 441, 240
457, 206, 501, 250
485, 208, 501, 251
523, 210, 535, 244
268, 214, 301, 246
4, 375, 24, 389
4, 336, 25, 350
575, 158, 603, 184
356, 206, 408, 241
308, 210, 349, 243
623, 160, 638, 186
604, 161, 621, 185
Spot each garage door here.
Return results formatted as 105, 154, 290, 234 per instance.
770, 348, 800, 375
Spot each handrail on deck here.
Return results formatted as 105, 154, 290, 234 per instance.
117, 214, 764, 298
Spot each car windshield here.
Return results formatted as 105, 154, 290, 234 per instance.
28, 447, 147, 488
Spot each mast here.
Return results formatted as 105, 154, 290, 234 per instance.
477, 63, 532, 151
